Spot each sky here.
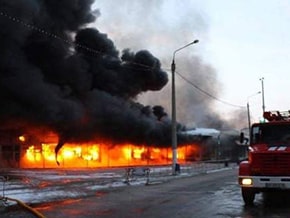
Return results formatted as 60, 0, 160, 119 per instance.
91, 0, 290, 129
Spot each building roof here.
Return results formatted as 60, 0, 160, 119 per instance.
182, 128, 220, 137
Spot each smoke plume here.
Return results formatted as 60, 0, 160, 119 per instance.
0, 0, 202, 156
93, 0, 247, 130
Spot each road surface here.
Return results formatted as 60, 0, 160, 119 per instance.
2, 166, 290, 217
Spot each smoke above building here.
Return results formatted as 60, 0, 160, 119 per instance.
0, 0, 208, 156
92, 0, 247, 130
0, 0, 248, 160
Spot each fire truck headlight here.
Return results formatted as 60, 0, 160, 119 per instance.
240, 178, 253, 186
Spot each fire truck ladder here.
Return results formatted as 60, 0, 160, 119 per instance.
263, 110, 290, 122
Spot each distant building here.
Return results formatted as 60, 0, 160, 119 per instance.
182, 128, 244, 161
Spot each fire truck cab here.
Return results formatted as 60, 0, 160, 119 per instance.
239, 110, 290, 205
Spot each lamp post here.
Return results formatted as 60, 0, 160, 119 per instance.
247, 91, 261, 134
171, 39, 199, 175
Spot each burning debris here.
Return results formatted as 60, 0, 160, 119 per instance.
0, 0, 203, 166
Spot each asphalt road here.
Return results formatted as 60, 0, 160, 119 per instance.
37, 168, 241, 218
3, 166, 290, 218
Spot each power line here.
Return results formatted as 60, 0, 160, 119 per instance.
0, 10, 155, 72
175, 71, 245, 108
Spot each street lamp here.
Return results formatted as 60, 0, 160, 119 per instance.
171, 39, 199, 175
247, 91, 261, 133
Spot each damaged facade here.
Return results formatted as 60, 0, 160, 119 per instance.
0, 128, 209, 168
0, 128, 244, 168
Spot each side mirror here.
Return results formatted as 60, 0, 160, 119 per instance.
239, 132, 249, 145
240, 132, 245, 144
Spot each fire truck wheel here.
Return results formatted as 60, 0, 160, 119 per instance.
241, 187, 255, 205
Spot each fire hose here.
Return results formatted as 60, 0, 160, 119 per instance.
1, 176, 45, 218
1, 196, 45, 218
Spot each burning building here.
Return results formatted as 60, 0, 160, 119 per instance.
0, 128, 206, 168
0, 0, 208, 168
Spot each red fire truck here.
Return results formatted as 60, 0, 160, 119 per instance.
239, 110, 290, 205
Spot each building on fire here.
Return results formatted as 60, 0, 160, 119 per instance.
0, 127, 241, 169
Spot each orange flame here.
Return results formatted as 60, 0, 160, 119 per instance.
20, 133, 200, 168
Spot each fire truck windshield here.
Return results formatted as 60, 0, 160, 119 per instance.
252, 123, 290, 145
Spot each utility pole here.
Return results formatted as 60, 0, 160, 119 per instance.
260, 77, 265, 120
247, 91, 261, 133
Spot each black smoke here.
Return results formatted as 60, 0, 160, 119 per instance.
0, 0, 200, 158
94, 1, 248, 131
